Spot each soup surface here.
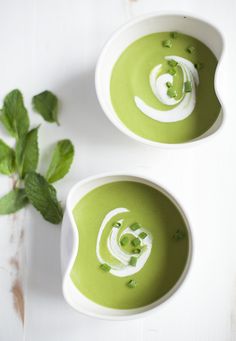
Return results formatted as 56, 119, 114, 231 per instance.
71, 181, 189, 309
110, 32, 221, 143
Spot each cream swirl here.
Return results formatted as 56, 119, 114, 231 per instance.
134, 56, 199, 123
96, 208, 152, 277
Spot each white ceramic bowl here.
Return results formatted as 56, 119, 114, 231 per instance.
95, 12, 225, 147
61, 173, 193, 320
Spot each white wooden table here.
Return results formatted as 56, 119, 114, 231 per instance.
0, 0, 235, 340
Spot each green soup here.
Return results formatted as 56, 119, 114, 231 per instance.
71, 181, 190, 309
110, 32, 221, 143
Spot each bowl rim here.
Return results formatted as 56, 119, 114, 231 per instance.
61, 171, 194, 320
95, 11, 226, 148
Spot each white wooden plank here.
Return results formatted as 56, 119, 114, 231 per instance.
0, 182, 26, 340
24, 0, 144, 340
0, 0, 33, 339
129, 1, 235, 340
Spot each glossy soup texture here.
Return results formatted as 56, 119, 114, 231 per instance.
71, 181, 189, 309
110, 32, 221, 143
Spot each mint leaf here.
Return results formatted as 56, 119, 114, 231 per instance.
46, 139, 74, 183
0, 109, 15, 137
16, 127, 39, 178
32, 90, 59, 124
0, 188, 28, 215
0, 89, 29, 138
25, 172, 63, 224
0, 139, 15, 175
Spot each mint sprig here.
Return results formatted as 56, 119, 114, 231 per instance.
25, 172, 63, 224
0, 89, 29, 138
46, 139, 74, 183
16, 127, 39, 178
0, 139, 16, 175
0, 189, 28, 215
0, 89, 74, 224
32, 90, 59, 124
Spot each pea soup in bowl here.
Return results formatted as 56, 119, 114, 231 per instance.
95, 13, 224, 146
61, 173, 193, 319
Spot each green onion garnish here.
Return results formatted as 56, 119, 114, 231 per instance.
120, 236, 129, 246
172, 229, 186, 240
129, 256, 138, 267
139, 232, 147, 239
186, 46, 195, 53
133, 248, 141, 254
166, 82, 172, 88
127, 279, 137, 288
184, 81, 192, 93
112, 221, 121, 228
100, 263, 111, 272
167, 88, 177, 98
171, 32, 178, 39
130, 222, 141, 231
168, 68, 176, 76
162, 39, 172, 48
194, 62, 204, 70
132, 237, 141, 247
168, 59, 178, 67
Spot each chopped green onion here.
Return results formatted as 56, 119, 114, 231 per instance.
172, 229, 186, 241
168, 68, 176, 76
129, 256, 138, 267
127, 279, 137, 288
186, 46, 195, 53
100, 263, 111, 272
168, 59, 178, 67
194, 62, 204, 70
120, 236, 129, 246
171, 32, 178, 39
130, 222, 141, 231
162, 39, 172, 48
184, 81, 192, 93
139, 232, 147, 239
112, 221, 121, 228
132, 237, 141, 247
133, 248, 141, 254
166, 81, 172, 88
167, 88, 177, 98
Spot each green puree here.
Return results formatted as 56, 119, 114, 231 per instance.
71, 181, 189, 309
110, 32, 221, 143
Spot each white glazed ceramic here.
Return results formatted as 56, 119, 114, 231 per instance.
61, 173, 193, 320
95, 12, 225, 147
